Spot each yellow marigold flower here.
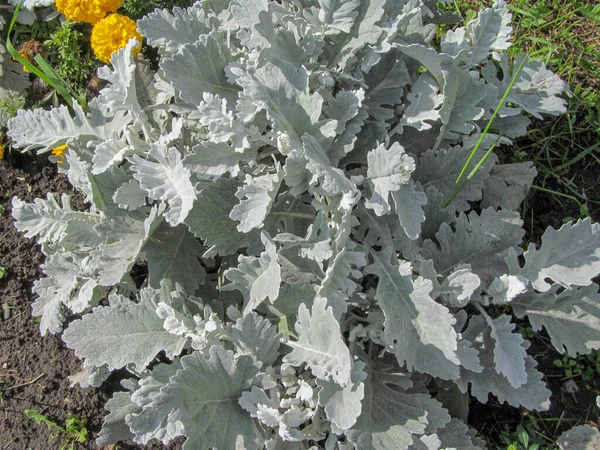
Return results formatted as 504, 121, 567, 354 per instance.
55, 0, 123, 24
0, 143, 4, 160
91, 14, 142, 64
52, 144, 68, 158
51, 144, 68, 164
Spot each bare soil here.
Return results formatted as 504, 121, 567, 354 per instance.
0, 152, 183, 450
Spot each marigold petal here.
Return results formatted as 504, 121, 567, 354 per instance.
51, 145, 68, 158
55, 0, 124, 24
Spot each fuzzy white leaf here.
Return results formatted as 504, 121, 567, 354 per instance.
326, 89, 367, 165
31, 252, 80, 335
433, 418, 487, 450
347, 371, 437, 449
438, 63, 487, 142
184, 141, 255, 181
125, 362, 184, 445
318, 0, 361, 34
7, 103, 105, 153
506, 218, 600, 291
234, 62, 332, 153
484, 274, 528, 305
485, 314, 528, 387
557, 424, 600, 450
185, 178, 253, 257
300, 134, 358, 197
283, 296, 352, 386
96, 390, 139, 446
394, 73, 443, 134
456, 315, 551, 410
138, 4, 211, 54
98, 40, 145, 119
481, 162, 537, 211
483, 54, 569, 119
462, 0, 512, 66
317, 360, 367, 430
232, 311, 281, 368
113, 179, 147, 211
275, 211, 332, 263
90, 207, 163, 286
143, 223, 206, 295
365, 142, 415, 216
162, 34, 239, 107
512, 284, 600, 355
414, 140, 499, 211
230, 168, 282, 233
63, 296, 187, 372
363, 49, 411, 122
420, 260, 480, 307
222, 232, 281, 314
130, 143, 196, 226
392, 183, 428, 241
317, 248, 366, 319
366, 248, 460, 380
509, 56, 569, 119
338, 0, 386, 62
91, 138, 136, 175
149, 347, 262, 450
12, 193, 86, 244
421, 208, 524, 288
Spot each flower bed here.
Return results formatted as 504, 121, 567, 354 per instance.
1, 0, 599, 449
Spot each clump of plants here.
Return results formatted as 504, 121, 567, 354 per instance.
44, 20, 98, 91
554, 350, 600, 381
6, 0, 600, 449
25, 409, 88, 450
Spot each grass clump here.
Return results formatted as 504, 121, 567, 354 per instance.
25, 409, 88, 450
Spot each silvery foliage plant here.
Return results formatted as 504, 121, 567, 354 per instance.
7, 0, 600, 448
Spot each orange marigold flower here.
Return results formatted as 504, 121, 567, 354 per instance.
90, 13, 142, 64
55, 0, 123, 24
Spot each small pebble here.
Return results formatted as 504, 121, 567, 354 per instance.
562, 379, 579, 394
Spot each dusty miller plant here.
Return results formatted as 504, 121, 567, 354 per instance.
7, 0, 600, 448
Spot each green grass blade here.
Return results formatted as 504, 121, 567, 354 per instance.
33, 54, 76, 106
454, 53, 530, 185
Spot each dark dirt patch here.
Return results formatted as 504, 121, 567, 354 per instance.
0, 152, 182, 450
